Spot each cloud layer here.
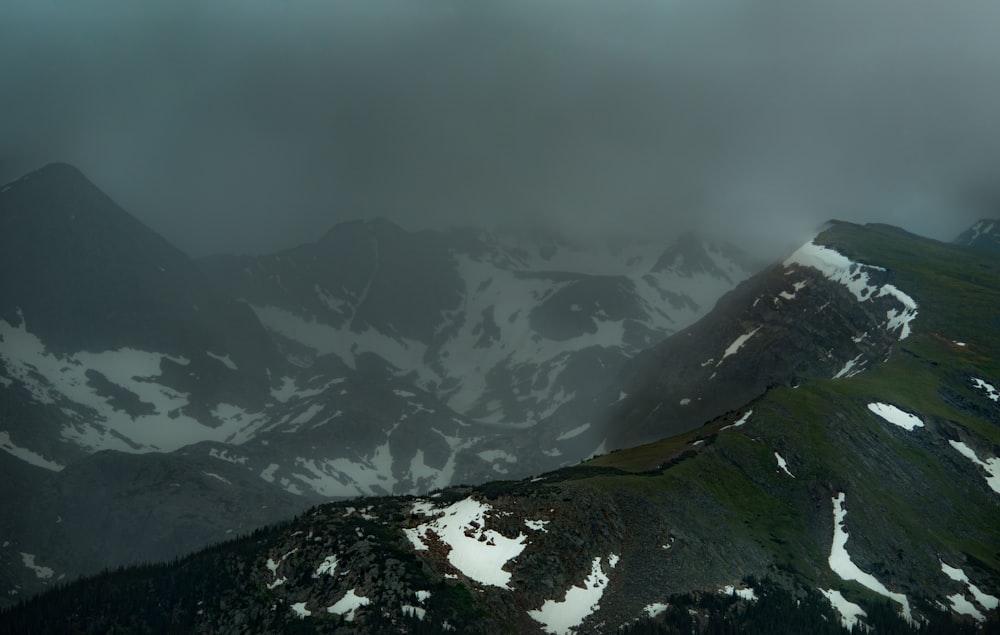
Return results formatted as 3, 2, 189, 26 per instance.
3, 0, 999, 256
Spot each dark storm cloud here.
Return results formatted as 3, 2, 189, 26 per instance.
3, 0, 1000, 256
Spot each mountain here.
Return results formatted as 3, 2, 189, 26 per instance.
2, 220, 997, 633
0, 164, 755, 605
200, 220, 753, 428
954, 218, 1000, 252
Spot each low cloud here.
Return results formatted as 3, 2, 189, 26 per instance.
2, 0, 999, 256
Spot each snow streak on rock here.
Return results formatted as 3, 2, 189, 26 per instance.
833, 354, 865, 379
643, 602, 668, 618
719, 585, 758, 601
972, 378, 999, 402
721, 410, 753, 431
718, 327, 761, 365
940, 560, 998, 622
948, 441, 1000, 494
784, 241, 918, 340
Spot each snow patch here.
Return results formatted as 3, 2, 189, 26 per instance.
202, 471, 231, 485
477, 449, 518, 463
20, 553, 53, 580
721, 410, 753, 431
833, 354, 865, 379
556, 422, 590, 441
972, 378, 999, 402
206, 352, 238, 370
718, 327, 761, 364
774, 452, 795, 478
867, 403, 924, 431
820, 588, 867, 631
525, 519, 550, 532
327, 588, 370, 621
208, 448, 247, 465
314, 555, 338, 578
528, 555, 615, 635
0, 432, 64, 471
948, 441, 1000, 494
260, 463, 280, 483
290, 602, 311, 618
403, 498, 526, 588
940, 560, 997, 621
644, 602, 668, 618
719, 585, 758, 601
827, 493, 911, 623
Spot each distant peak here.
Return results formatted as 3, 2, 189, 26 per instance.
954, 218, 1000, 252
1, 162, 96, 194
318, 217, 406, 243
25, 162, 88, 183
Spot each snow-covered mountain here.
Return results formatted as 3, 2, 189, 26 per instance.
0, 164, 756, 601
954, 218, 1000, 252
4, 218, 998, 634
201, 219, 753, 428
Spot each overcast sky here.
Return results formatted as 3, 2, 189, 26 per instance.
3, 0, 1000, 257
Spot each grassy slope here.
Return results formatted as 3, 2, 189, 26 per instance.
586, 221, 1000, 613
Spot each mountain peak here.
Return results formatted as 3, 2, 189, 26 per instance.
954, 218, 1000, 252
1, 162, 93, 194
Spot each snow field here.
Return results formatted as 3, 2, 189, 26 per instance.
0, 314, 264, 452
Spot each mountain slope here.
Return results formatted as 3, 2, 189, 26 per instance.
4, 221, 997, 633
595, 221, 949, 450
0, 165, 755, 605
201, 221, 754, 428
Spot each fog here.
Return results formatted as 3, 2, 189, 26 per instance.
3, 0, 1000, 257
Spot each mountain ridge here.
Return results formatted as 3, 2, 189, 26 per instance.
3, 215, 999, 632
0, 164, 754, 605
